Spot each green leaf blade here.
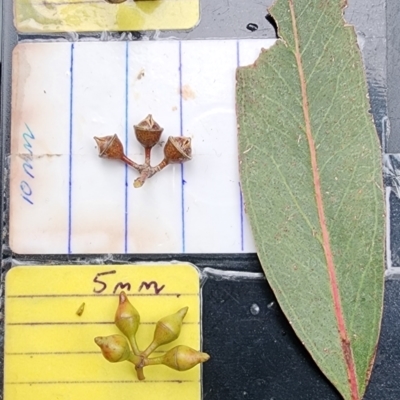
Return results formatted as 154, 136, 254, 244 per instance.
236, 1, 385, 399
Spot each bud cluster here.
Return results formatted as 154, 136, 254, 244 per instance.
94, 291, 209, 380
94, 115, 192, 188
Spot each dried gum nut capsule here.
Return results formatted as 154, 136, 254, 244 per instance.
134, 114, 164, 148
94, 134, 125, 159
162, 345, 210, 371
164, 136, 192, 164
94, 334, 131, 363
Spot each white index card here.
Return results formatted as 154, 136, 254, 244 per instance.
9, 40, 275, 254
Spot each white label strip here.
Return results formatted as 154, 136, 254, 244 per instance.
10, 40, 275, 254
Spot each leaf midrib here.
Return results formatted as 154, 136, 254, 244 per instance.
287, 1, 359, 399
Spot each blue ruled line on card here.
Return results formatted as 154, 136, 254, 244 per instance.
178, 41, 186, 253
236, 40, 245, 251
68, 43, 75, 254
124, 42, 129, 254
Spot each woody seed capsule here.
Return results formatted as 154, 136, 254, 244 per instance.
94, 134, 125, 160
163, 136, 192, 164
134, 114, 164, 149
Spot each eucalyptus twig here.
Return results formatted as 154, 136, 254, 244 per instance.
94, 115, 192, 188
94, 291, 210, 381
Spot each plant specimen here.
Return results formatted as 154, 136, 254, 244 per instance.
236, 0, 384, 398
76, 302, 85, 316
94, 115, 192, 188
94, 291, 209, 380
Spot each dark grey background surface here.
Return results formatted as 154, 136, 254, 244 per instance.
387, 0, 400, 153
1, 0, 400, 399
202, 276, 400, 399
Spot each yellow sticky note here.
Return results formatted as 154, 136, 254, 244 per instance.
4, 264, 202, 400
14, 0, 199, 32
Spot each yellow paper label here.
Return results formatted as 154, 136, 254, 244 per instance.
4, 264, 201, 400
14, 0, 199, 32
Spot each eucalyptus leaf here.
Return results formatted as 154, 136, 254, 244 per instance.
236, 1, 385, 399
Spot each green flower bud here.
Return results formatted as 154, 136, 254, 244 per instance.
115, 291, 140, 338
162, 345, 210, 371
153, 307, 188, 346
94, 335, 131, 363
142, 307, 188, 357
